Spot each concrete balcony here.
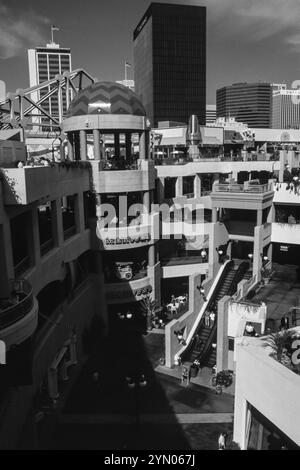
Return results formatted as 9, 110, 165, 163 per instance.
155, 160, 280, 178
0, 280, 38, 349
105, 275, 152, 304
211, 182, 274, 210
90, 159, 155, 193
1, 164, 90, 205
273, 182, 300, 205
271, 222, 300, 245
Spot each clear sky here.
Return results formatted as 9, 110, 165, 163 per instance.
1, 0, 300, 103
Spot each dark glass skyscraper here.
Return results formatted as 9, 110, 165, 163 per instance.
133, 3, 206, 127
216, 82, 272, 128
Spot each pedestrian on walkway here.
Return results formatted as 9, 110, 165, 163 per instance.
209, 311, 216, 327
204, 311, 210, 327
92, 371, 101, 390
218, 432, 226, 450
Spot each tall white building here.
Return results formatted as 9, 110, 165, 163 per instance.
206, 104, 216, 124
28, 42, 72, 129
272, 88, 300, 129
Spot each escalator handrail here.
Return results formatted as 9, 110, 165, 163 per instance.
181, 260, 234, 362
200, 261, 250, 367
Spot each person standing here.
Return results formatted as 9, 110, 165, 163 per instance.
204, 311, 210, 327
218, 432, 226, 450
209, 311, 216, 327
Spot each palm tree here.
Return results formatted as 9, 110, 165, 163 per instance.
140, 294, 161, 330
263, 330, 294, 362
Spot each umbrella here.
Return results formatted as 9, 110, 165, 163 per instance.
154, 150, 167, 156
171, 150, 184, 155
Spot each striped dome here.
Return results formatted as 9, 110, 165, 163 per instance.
67, 81, 146, 117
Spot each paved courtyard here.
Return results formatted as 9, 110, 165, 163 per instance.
49, 330, 234, 450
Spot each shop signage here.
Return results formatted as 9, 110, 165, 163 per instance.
105, 233, 151, 246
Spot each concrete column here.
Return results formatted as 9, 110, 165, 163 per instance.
148, 244, 156, 267
52, 199, 64, 248
212, 207, 218, 223
143, 191, 150, 213
194, 174, 202, 197
0, 225, 11, 297
79, 130, 87, 161
267, 243, 273, 265
48, 368, 59, 400
176, 176, 183, 197
30, 207, 41, 267
227, 241, 232, 259
232, 170, 238, 181
209, 222, 219, 277
67, 134, 74, 161
213, 173, 220, 184
125, 132, 132, 160
253, 225, 264, 282
216, 296, 231, 373
256, 209, 263, 226
279, 150, 287, 183
74, 192, 85, 234
2, 218, 14, 281
139, 131, 146, 159
94, 251, 108, 334
114, 132, 120, 158
158, 177, 165, 203
93, 129, 101, 160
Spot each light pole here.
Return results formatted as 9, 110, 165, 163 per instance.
126, 374, 147, 430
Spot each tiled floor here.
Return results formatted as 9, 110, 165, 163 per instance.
51, 330, 234, 450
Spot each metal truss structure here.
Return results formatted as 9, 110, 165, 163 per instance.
0, 69, 95, 139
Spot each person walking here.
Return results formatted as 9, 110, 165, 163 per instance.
209, 311, 216, 327
204, 311, 210, 327
218, 432, 226, 450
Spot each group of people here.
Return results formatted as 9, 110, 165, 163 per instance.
15, 157, 52, 168
204, 310, 216, 328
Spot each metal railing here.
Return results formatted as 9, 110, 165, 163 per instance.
14, 256, 30, 277
0, 279, 34, 329
63, 225, 77, 240
213, 182, 273, 194
99, 159, 140, 171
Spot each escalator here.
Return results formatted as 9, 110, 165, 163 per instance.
180, 260, 249, 367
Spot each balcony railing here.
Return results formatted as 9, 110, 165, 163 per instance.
213, 182, 273, 194
0, 279, 34, 329
14, 256, 30, 277
40, 238, 55, 256
161, 255, 208, 266
63, 225, 77, 240
99, 159, 139, 171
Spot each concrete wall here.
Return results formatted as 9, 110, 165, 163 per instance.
272, 222, 300, 245
2, 165, 90, 205
0, 140, 26, 167
234, 337, 300, 449
0, 277, 102, 450
91, 160, 155, 194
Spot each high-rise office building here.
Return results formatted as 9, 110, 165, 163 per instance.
133, 2, 206, 127
206, 104, 216, 124
216, 82, 272, 128
272, 88, 300, 129
28, 41, 72, 129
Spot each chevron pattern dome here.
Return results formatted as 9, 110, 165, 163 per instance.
67, 81, 146, 117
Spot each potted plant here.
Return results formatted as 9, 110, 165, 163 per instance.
140, 294, 161, 331
261, 266, 274, 284
263, 330, 294, 363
